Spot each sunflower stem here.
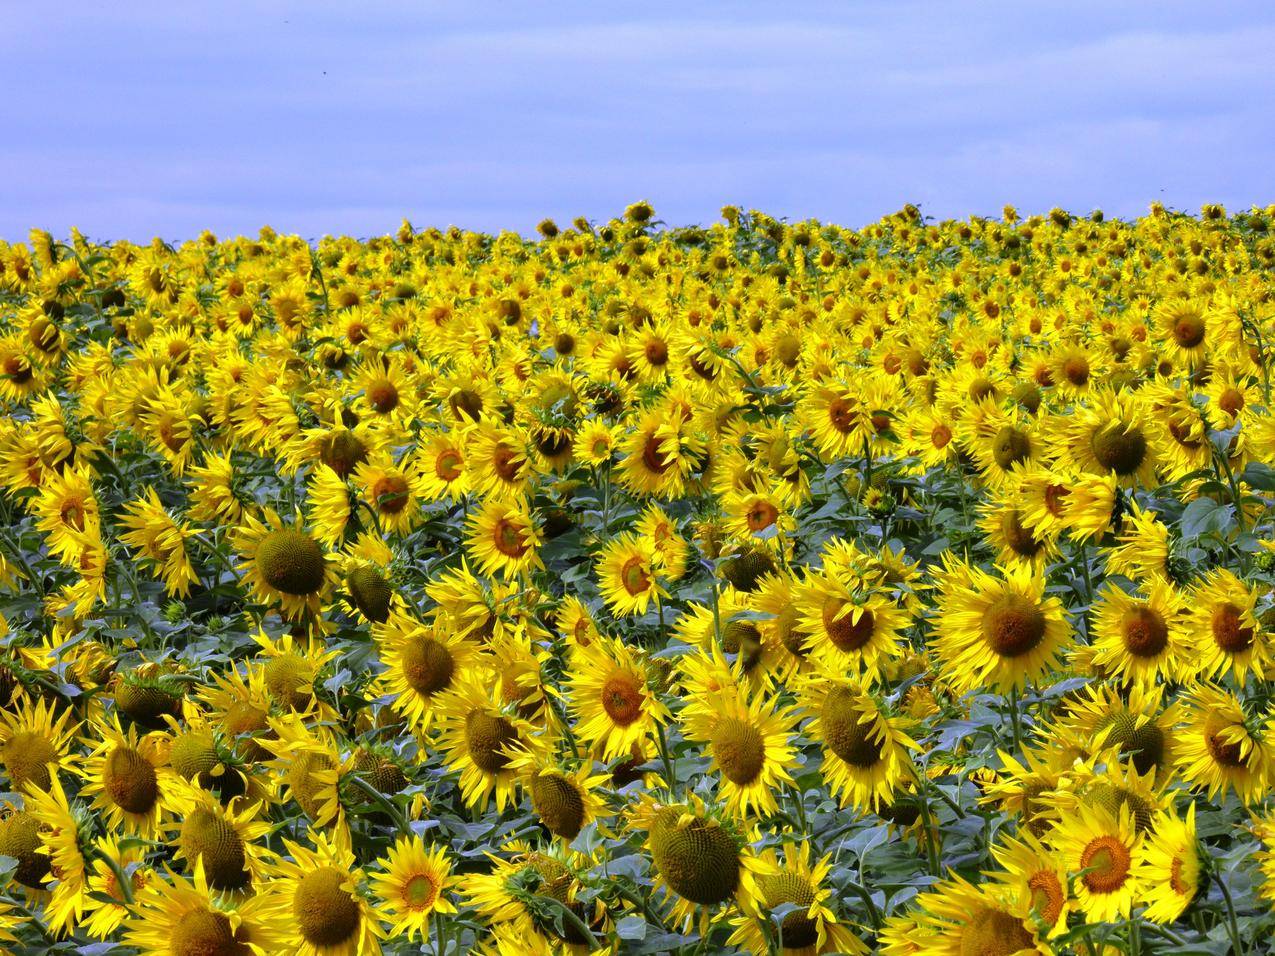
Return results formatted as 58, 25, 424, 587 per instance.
1215, 869, 1246, 956
1007, 684, 1024, 754
346, 772, 412, 835
1127, 915, 1141, 956
100, 849, 136, 905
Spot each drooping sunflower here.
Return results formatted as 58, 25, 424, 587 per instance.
727, 841, 868, 955
681, 690, 800, 818
24, 770, 92, 933
1049, 802, 1145, 922
797, 673, 917, 811
1057, 683, 1181, 783
118, 486, 198, 597
931, 556, 1071, 694
265, 828, 384, 956
568, 636, 671, 763
307, 463, 354, 546
1175, 682, 1271, 804
368, 834, 457, 942
1135, 804, 1201, 924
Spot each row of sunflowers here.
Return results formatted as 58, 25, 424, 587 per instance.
0, 201, 1273, 953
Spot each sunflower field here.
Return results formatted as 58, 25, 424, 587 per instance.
0, 201, 1272, 955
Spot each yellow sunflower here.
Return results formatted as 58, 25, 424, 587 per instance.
568, 636, 671, 763
78, 715, 181, 838
727, 841, 867, 955
368, 834, 457, 942
265, 828, 384, 956
466, 497, 543, 579
1049, 802, 1145, 922
233, 508, 334, 620
681, 690, 800, 818
931, 556, 1071, 694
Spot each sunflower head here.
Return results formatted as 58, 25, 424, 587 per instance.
114, 672, 184, 730
346, 564, 393, 623
648, 806, 741, 905
179, 805, 249, 891
530, 772, 587, 839
0, 810, 50, 889
256, 529, 327, 597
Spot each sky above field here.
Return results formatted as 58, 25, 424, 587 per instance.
3, 2, 1273, 241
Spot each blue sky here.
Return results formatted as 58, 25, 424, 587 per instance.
3, 2, 1273, 241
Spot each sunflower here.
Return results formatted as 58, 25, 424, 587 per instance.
1175, 682, 1271, 804
1087, 579, 1187, 686
1184, 567, 1268, 682
510, 749, 611, 841
1102, 503, 1173, 581
568, 636, 671, 762
81, 834, 154, 940
464, 842, 606, 950
931, 556, 1071, 694
186, 450, 246, 524
307, 463, 354, 546
24, 770, 92, 933
635, 503, 690, 581
1057, 683, 1181, 783
353, 455, 424, 536
681, 691, 800, 818
118, 486, 198, 597
368, 834, 456, 942
900, 874, 1050, 955
169, 784, 271, 894
797, 674, 917, 811
263, 828, 383, 956
574, 419, 618, 468
595, 532, 666, 616
0, 694, 79, 792
434, 673, 540, 812
466, 497, 543, 579
234, 508, 334, 620
374, 611, 479, 734
261, 716, 345, 828
32, 464, 100, 561
978, 495, 1057, 569
78, 715, 180, 838
1154, 298, 1212, 362
1136, 804, 1201, 924
630, 793, 765, 933
727, 842, 867, 955
1013, 464, 1073, 541
1063, 389, 1162, 487
467, 422, 535, 500
1050, 802, 1145, 922
123, 861, 285, 956
987, 830, 1071, 937
416, 430, 470, 500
